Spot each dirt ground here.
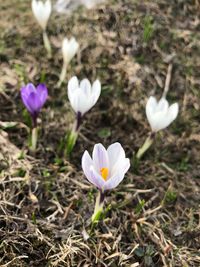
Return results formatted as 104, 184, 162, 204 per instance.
0, 0, 200, 266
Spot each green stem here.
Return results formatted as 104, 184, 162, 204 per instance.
136, 133, 155, 160
65, 112, 82, 156
31, 127, 38, 152
65, 129, 78, 157
57, 61, 68, 87
92, 191, 105, 223
43, 31, 52, 59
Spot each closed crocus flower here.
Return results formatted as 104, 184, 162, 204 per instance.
82, 143, 130, 191
57, 38, 79, 87
65, 76, 100, 156
32, 0, 52, 58
21, 83, 48, 125
32, 0, 52, 31
146, 96, 179, 132
62, 37, 79, 65
20, 83, 48, 151
68, 76, 101, 116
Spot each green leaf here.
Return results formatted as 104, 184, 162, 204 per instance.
135, 199, 145, 215
143, 16, 154, 43
163, 189, 177, 205
65, 130, 78, 157
97, 128, 111, 138
92, 209, 103, 223
0, 121, 18, 129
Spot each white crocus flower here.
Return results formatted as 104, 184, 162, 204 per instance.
65, 76, 101, 156
68, 76, 101, 116
32, 0, 52, 58
146, 96, 179, 132
82, 142, 130, 222
57, 37, 79, 87
32, 0, 52, 31
82, 143, 130, 191
62, 37, 79, 66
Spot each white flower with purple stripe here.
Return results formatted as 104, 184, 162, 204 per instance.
82, 143, 130, 191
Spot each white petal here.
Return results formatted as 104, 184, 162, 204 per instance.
168, 103, 179, 121
164, 103, 179, 129
68, 76, 79, 102
70, 89, 94, 115
82, 150, 93, 181
82, 151, 105, 190
69, 88, 82, 113
32, 0, 51, 30
107, 142, 125, 174
44, 0, 52, 25
62, 38, 69, 60
146, 96, 157, 128
92, 143, 109, 172
104, 159, 130, 190
62, 37, 79, 64
80, 79, 92, 96
91, 79, 101, 104
146, 96, 157, 112
89, 166, 106, 190
68, 76, 79, 91
156, 98, 169, 112
111, 156, 130, 178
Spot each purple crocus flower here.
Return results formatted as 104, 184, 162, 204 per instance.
20, 83, 48, 127
82, 143, 130, 191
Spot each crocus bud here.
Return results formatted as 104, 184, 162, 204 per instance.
57, 38, 79, 87
68, 76, 101, 116
62, 37, 79, 66
20, 83, 48, 152
146, 96, 179, 132
20, 83, 48, 126
82, 143, 130, 191
32, 0, 52, 31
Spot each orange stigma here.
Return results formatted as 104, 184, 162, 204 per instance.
100, 168, 109, 181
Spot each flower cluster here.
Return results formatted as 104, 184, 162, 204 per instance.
31, 0, 79, 69
18, 0, 180, 223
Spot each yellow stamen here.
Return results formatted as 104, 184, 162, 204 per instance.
100, 168, 109, 181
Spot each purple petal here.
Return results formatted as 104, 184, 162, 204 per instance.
36, 84, 48, 106
92, 143, 109, 172
26, 91, 42, 115
20, 83, 36, 105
